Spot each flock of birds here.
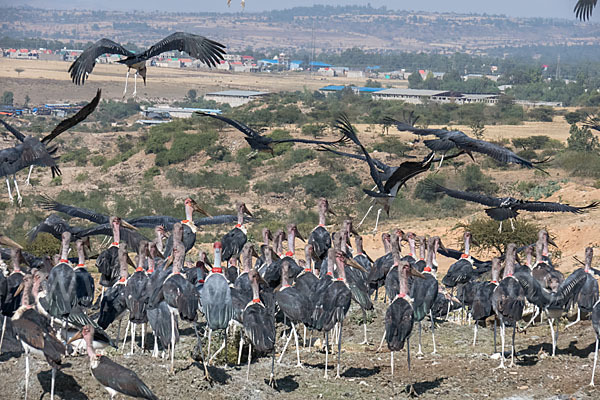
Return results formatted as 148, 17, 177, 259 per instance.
0, 6, 599, 398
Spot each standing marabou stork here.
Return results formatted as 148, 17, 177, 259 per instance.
160, 197, 211, 257
386, 260, 425, 385
492, 243, 525, 368
591, 297, 600, 385
0, 236, 26, 352
275, 259, 312, 367
201, 242, 234, 364
308, 198, 335, 263
410, 237, 439, 355
566, 247, 599, 328
263, 223, 304, 289
368, 232, 394, 301
97, 243, 129, 345
81, 324, 158, 399
123, 241, 151, 355
73, 238, 94, 308
12, 273, 65, 400
472, 258, 501, 349
242, 269, 276, 387
221, 202, 253, 269
46, 231, 77, 332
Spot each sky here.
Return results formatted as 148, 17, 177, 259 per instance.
1, 0, 591, 20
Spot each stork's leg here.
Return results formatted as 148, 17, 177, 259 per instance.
116, 318, 122, 346
246, 149, 258, 159
510, 325, 516, 367
6, 178, 13, 204
358, 204, 374, 228
416, 321, 423, 356
549, 318, 556, 357
493, 318, 498, 354
591, 337, 598, 386
170, 312, 176, 372
496, 322, 506, 369
390, 351, 394, 376
372, 209, 382, 233
208, 333, 226, 364
193, 323, 211, 382
377, 328, 386, 351
132, 71, 138, 97
359, 308, 369, 345
123, 69, 130, 97
437, 153, 445, 169
303, 325, 307, 348
12, 175, 22, 206
237, 333, 244, 365
129, 322, 135, 355
100, 286, 105, 306
407, 337, 411, 371
278, 323, 294, 363
153, 334, 159, 358
498, 221, 503, 233
473, 322, 478, 347
336, 321, 343, 378
445, 297, 452, 321
0, 315, 6, 353
521, 306, 539, 331
25, 352, 29, 400
122, 321, 130, 352
565, 306, 581, 329
324, 332, 329, 379
207, 328, 212, 363
246, 343, 252, 381
51, 367, 56, 400
25, 165, 33, 186
224, 326, 229, 365
269, 353, 276, 388
510, 218, 515, 231
430, 310, 437, 354
141, 323, 145, 351
292, 323, 302, 367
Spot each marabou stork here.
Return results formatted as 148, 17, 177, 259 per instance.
275, 259, 312, 366
263, 223, 304, 289
430, 182, 598, 231
385, 231, 407, 301
81, 324, 158, 399
12, 273, 65, 400
46, 231, 77, 333
492, 243, 526, 368
97, 243, 129, 345
73, 238, 94, 308
353, 235, 373, 273
0, 89, 100, 205
386, 260, 425, 383
69, 32, 225, 97
242, 269, 276, 386
413, 236, 427, 272
294, 244, 320, 301
471, 257, 501, 348
566, 247, 599, 328
308, 198, 335, 263
0, 235, 25, 352
410, 237, 439, 355
123, 241, 151, 355
201, 242, 234, 365
197, 112, 350, 158
221, 202, 253, 268
591, 297, 600, 385
367, 232, 393, 300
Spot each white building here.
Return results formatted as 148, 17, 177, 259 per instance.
204, 90, 270, 107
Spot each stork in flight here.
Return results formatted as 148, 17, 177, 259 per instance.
69, 32, 226, 97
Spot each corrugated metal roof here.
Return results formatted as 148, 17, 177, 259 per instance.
374, 88, 446, 96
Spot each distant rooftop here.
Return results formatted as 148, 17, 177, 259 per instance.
319, 85, 384, 93
205, 90, 269, 97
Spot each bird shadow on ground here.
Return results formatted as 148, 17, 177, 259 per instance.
412, 377, 445, 396
0, 350, 22, 362
272, 374, 299, 393
564, 340, 596, 359
188, 361, 232, 385
37, 367, 89, 400
342, 366, 381, 378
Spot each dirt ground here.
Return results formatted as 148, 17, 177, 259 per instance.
1, 298, 599, 400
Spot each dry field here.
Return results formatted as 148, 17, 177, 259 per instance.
1, 64, 600, 399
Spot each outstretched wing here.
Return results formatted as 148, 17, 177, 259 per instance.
38, 195, 109, 224
575, 0, 597, 21
317, 146, 391, 172
77, 224, 148, 250
141, 32, 225, 67
68, 39, 134, 85
383, 117, 450, 137
428, 183, 502, 207
0, 118, 27, 142
42, 89, 101, 144
450, 134, 534, 168
515, 200, 599, 214
272, 134, 351, 146
196, 112, 261, 139
382, 152, 434, 193
336, 114, 385, 193
194, 214, 254, 226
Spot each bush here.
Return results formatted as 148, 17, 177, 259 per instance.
414, 174, 446, 202
253, 178, 294, 195
292, 172, 338, 197
24, 232, 61, 257
143, 166, 161, 180
371, 137, 411, 156
527, 106, 554, 122
457, 218, 543, 254
206, 145, 232, 162
566, 124, 599, 152
75, 172, 89, 183
90, 155, 106, 166
556, 151, 600, 178
165, 169, 248, 192
512, 135, 563, 151
460, 164, 497, 194
61, 147, 88, 166
155, 130, 218, 166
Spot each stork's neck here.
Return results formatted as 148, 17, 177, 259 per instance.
184, 203, 194, 222
355, 239, 364, 255
237, 207, 244, 226
112, 223, 120, 245
504, 253, 516, 278
585, 251, 593, 273
137, 252, 146, 272
383, 237, 391, 254
154, 232, 163, 253
242, 251, 251, 274
213, 248, 222, 273
281, 265, 290, 287
398, 267, 408, 297
326, 253, 335, 276
263, 231, 270, 247
12, 257, 20, 273
265, 247, 273, 265
85, 336, 97, 363
464, 236, 471, 255
526, 251, 533, 268
318, 207, 326, 226
77, 245, 85, 266
251, 278, 260, 302
340, 232, 347, 254
491, 262, 501, 283
336, 258, 347, 282
60, 237, 70, 262
21, 281, 31, 308
287, 231, 295, 256
424, 246, 434, 272
535, 242, 544, 264
147, 254, 156, 273
419, 240, 426, 260
408, 237, 416, 257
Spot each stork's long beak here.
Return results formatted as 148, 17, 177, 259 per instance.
437, 239, 448, 253
67, 330, 83, 345
194, 203, 211, 217
295, 228, 306, 243
471, 237, 480, 247
251, 246, 259, 258
548, 237, 558, 247
121, 220, 138, 231
14, 281, 24, 297
82, 237, 92, 254
344, 257, 367, 273
127, 255, 136, 268
327, 208, 337, 216
0, 234, 23, 250
410, 267, 426, 279
243, 204, 253, 218
351, 227, 359, 236
364, 251, 374, 264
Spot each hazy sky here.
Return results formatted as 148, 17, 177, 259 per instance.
1, 1, 591, 20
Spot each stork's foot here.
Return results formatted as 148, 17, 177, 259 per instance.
268, 375, 277, 389
403, 383, 417, 397
416, 350, 424, 357
590, 380, 595, 387
358, 339, 370, 345
25, 178, 31, 187
295, 362, 304, 368
17, 196, 22, 207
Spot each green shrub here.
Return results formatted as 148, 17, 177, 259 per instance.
143, 166, 161, 180
206, 145, 232, 162
371, 137, 410, 156
61, 147, 88, 166
414, 174, 446, 202
457, 218, 543, 254
75, 172, 89, 183
24, 232, 61, 257
527, 106, 554, 122
566, 124, 599, 152
253, 179, 293, 195
512, 135, 563, 151
90, 155, 106, 166
165, 169, 248, 192
556, 151, 600, 178
292, 172, 338, 197
460, 164, 497, 194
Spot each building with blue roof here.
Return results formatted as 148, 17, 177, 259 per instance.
319, 85, 384, 96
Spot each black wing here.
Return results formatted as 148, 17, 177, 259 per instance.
93, 356, 158, 400
336, 114, 385, 193
515, 200, 599, 214
382, 152, 434, 193
68, 39, 134, 85
196, 112, 261, 139
42, 89, 101, 144
449, 133, 534, 168
575, 0, 597, 20
28, 214, 74, 242
317, 145, 391, 172
77, 224, 148, 250
38, 195, 109, 224
0, 118, 27, 142
194, 214, 254, 226
141, 32, 225, 67
383, 117, 450, 137
428, 183, 502, 207
125, 216, 180, 230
